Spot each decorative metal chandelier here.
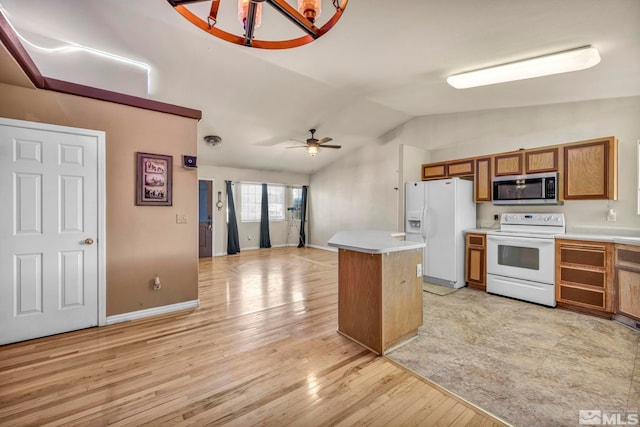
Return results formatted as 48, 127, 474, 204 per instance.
167, 0, 348, 49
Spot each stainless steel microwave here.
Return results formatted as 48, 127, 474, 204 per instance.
492, 172, 558, 205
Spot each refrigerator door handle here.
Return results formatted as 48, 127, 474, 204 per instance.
421, 207, 428, 240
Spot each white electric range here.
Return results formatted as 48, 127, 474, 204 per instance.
486, 213, 565, 307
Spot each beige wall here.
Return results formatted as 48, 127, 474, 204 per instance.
309, 140, 413, 247
198, 165, 309, 255
0, 82, 199, 316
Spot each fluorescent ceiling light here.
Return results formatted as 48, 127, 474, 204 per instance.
447, 46, 601, 89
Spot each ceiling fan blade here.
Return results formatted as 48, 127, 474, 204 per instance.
321, 144, 341, 149
317, 137, 333, 144
286, 146, 308, 149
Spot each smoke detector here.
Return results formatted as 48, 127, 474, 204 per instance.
204, 135, 222, 147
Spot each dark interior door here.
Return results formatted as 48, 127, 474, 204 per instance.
199, 180, 213, 257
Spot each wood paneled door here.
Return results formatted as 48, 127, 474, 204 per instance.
198, 180, 213, 257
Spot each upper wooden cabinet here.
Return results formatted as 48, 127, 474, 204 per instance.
493, 152, 523, 176
563, 137, 618, 200
422, 162, 447, 180
474, 157, 492, 202
525, 147, 558, 174
447, 158, 475, 177
420, 136, 617, 201
422, 158, 474, 180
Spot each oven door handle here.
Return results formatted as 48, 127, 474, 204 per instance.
487, 234, 555, 246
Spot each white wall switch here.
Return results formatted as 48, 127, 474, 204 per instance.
176, 213, 188, 224
417, 264, 422, 277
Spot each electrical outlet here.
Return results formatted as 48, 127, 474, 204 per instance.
247, 235, 252, 241
416, 264, 422, 277
493, 214, 500, 221
607, 209, 617, 222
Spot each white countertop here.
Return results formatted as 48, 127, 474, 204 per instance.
465, 227, 640, 246
328, 230, 425, 254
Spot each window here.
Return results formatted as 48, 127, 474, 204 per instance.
240, 183, 285, 222
267, 185, 285, 221
291, 187, 303, 220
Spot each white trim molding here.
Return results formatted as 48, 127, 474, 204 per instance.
106, 300, 199, 325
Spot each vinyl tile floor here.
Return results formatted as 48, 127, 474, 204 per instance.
387, 288, 640, 427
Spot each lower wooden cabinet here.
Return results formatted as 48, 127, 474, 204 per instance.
615, 245, 640, 321
465, 233, 486, 291
555, 239, 614, 315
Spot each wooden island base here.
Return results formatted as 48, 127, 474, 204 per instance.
337, 248, 423, 355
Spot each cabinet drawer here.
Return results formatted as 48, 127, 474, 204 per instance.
468, 235, 485, 246
560, 267, 605, 288
559, 286, 604, 309
560, 247, 605, 267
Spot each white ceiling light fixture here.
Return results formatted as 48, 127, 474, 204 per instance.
447, 46, 601, 89
204, 135, 222, 147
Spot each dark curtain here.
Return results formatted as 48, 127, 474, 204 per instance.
259, 183, 271, 248
226, 180, 240, 255
298, 185, 308, 248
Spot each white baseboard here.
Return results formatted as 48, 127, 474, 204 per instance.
307, 244, 338, 252
106, 299, 199, 325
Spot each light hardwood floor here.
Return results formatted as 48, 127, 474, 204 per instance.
0, 247, 508, 426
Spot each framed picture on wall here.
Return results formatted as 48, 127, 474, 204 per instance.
136, 152, 173, 206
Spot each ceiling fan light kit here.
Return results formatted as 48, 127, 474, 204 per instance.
287, 128, 341, 156
447, 45, 601, 89
167, 0, 348, 49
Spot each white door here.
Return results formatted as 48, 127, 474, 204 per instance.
0, 119, 102, 345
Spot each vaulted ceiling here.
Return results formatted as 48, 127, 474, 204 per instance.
1, 0, 639, 173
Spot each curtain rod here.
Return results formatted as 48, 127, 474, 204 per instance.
227, 180, 308, 188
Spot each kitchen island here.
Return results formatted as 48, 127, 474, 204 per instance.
328, 230, 425, 355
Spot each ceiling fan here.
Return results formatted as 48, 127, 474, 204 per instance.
287, 129, 341, 156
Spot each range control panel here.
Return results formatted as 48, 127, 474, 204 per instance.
500, 213, 565, 226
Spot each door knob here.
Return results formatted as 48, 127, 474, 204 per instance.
84, 238, 94, 245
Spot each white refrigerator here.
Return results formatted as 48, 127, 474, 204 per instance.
405, 178, 476, 288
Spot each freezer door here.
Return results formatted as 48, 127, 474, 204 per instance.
405, 182, 426, 231
425, 180, 457, 282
